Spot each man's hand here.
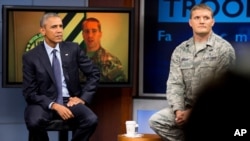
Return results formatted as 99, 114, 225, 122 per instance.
175, 109, 192, 126
51, 103, 74, 120
67, 97, 85, 107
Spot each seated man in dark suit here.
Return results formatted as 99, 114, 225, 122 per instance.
22, 12, 100, 141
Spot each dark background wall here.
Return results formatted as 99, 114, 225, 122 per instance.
0, 0, 139, 141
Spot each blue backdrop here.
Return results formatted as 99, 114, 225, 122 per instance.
140, 0, 250, 96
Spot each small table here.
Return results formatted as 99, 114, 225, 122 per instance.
118, 134, 162, 141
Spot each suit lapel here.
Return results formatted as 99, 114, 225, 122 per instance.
59, 43, 70, 82
37, 44, 57, 84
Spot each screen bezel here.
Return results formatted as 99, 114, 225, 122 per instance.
2, 5, 134, 88
138, 0, 250, 98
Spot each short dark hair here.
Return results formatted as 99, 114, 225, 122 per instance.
190, 3, 214, 19
82, 17, 101, 32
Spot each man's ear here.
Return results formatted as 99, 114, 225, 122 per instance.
188, 19, 192, 27
211, 19, 215, 27
40, 28, 45, 36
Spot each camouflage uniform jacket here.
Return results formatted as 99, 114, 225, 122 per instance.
166, 32, 236, 112
88, 47, 127, 82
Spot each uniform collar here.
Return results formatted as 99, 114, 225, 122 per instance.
185, 31, 214, 48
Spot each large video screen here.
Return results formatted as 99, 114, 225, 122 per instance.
139, 0, 250, 97
2, 5, 134, 87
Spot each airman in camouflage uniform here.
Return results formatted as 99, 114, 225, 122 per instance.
149, 3, 236, 141
82, 17, 127, 82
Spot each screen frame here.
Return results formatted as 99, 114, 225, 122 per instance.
138, 0, 250, 98
2, 5, 134, 88
138, 0, 166, 98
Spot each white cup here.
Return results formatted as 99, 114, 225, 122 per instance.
125, 121, 138, 137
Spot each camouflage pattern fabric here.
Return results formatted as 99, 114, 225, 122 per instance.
87, 47, 127, 82
167, 32, 235, 111
149, 32, 236, 141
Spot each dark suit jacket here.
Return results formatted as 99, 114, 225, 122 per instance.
22, 41, 100, 110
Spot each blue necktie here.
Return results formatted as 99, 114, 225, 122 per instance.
52, 49, 63, 104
